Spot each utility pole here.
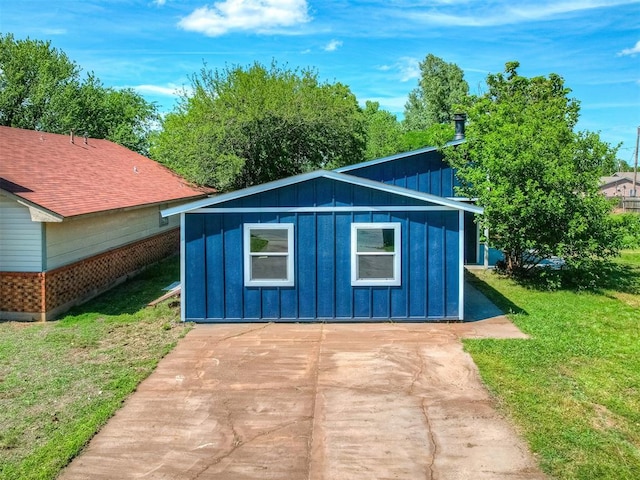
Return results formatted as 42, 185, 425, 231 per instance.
634, 126, 639, 197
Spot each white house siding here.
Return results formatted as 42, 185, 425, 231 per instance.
45, 205, 180, 270
0, 195, 43, 272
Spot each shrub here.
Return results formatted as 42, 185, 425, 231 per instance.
611, 213, 640, 249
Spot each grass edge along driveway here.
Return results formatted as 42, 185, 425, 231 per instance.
464, 250, 640, 480
1, 252, 639, 480
0, 256, 192, 480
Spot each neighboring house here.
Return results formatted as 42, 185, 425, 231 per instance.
0, 126, 209, 321
600, 172, 639, 198
164, 138, 484, 323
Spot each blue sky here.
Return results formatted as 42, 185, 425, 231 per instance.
1, 0, 639, 161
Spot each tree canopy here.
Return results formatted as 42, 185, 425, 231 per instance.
361, 101, 403, 160
0, 34, 158, 154
445, 62, 620, 276
151, 62, 366, 191
403, 54, 468, 132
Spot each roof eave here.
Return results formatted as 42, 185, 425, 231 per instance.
64, 194, 211, 222
1, 189, 64, 222
1, 188, 208, 223
162, 169, 484, 216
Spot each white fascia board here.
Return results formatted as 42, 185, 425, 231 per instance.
161, 170, 329, 217
17, 201, 63, 222
458, 210, 465, 321
162, 166, 483, 217
329, 171, 484, 214
0, 189, 64, 222
180, 212, 186, 322
192, 206, 456, 214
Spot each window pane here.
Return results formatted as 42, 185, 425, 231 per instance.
250, 229, 289, 253
358, 255, 394, 280
251, 256, 288, 280
357, 228, 395, 253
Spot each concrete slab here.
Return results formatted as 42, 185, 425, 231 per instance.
60, 318, 544, 479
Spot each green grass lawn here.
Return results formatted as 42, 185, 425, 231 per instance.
0, 256, 191, 480
465, 250, 640, 479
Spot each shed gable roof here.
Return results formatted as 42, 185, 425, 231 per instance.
162, 169, 483, 216
334, 139, 464, 174
0, 126, 209, 219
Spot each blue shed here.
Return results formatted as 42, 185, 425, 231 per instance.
163, 169, 482, 323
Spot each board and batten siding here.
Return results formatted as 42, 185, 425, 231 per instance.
184, 210, 460, 322
336, 148, 459, 197
45, 205, 179, 270
0, 195, 43, 272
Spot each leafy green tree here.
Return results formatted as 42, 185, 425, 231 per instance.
151, 62, 366, 190
445, 62, 620, 276
614, 159, 634, 172
0, 33, 79, 131
403, 54, 469, 131
74, 74, 159, 155
0, 34, 157, 154
399, 123, 455, 151
362, 101, 403, 160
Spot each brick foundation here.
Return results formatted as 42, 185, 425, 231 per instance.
0, 228, 179, 321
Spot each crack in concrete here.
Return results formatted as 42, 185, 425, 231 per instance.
190, 414, 311, 479
409, 344, 427, 395
422, 398, 437, 480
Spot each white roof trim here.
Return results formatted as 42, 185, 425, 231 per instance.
0, 189, 64, 222
162, 169, 483, 217
334, 139, 464, 173
335, 172, 483, 213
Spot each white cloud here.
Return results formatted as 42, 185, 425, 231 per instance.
153, 0, 167, 5
178, 0, 311, 36
133, 84, 189, 97
42, 28, 67, 35
379, 57, 420, 82
405, 1, 639, 27
324, 39, 342, 51
617, 40, 640, 57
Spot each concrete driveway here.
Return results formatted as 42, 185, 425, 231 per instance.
61, 294, 545, 479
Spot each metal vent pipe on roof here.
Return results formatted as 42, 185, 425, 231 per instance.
70, 130, 74, 144
454, 113, 466, 140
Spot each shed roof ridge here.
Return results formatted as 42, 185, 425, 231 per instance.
334, 139, 464, 173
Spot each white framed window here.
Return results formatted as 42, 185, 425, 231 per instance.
351, 222, 401, 286
243, 223, 294, 287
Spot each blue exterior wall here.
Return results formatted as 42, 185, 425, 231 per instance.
182, 177, 461, 322
339, 149, 459, 197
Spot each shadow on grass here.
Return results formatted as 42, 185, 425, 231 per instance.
465, 270, 528, 317
63, 256, 181, 318
514, 260, 640, 295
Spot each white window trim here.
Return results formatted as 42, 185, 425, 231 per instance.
351, 222, 401, 286
243, 223, 294, 287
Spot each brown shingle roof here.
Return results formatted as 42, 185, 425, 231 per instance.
0, 126, 210, 218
